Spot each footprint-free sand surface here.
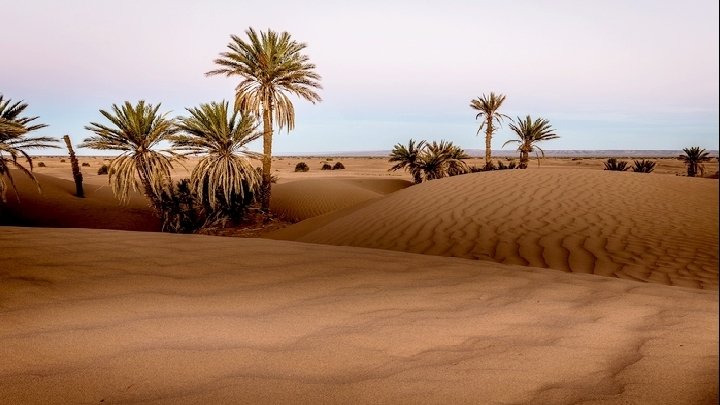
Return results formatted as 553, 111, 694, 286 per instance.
269, 170, 719, 289
1, 226, 717, 404
2, 158, 718, 404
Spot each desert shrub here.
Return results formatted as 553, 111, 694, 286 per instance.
321, 163, 332, 170
294, 162, 309, 172
332, 162, 345, 170
632, 159, 656, 173
97, 164, 109, 175
81, 162, 90, 167
159, 179, 203, 233
507, 160, 518, 169
496, 160, 507, 170
60, 159, 66, 163
603, 158, 629, 171
37, 162, 46, 167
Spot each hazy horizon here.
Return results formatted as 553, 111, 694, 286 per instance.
3, 0, 719, 154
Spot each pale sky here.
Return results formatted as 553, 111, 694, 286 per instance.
3, 0, 718, 154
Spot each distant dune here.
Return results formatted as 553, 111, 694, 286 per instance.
1, 227, 717, 404
270, 178, 411, 221
268, 170, 719, 289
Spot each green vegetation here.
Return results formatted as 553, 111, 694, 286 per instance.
332, 162, 345, 170
503, 116, 559, 168
321, 163, 332, 170
632, 159, 656, 173
172, 101, 261, 219
0, 95, 58, 202
97, 164, 109, 175
389, 139, 469, 182
470, 92, 510, 168
678, 147, 712, 177
81, 101, 177, 214
207, 27, 322, 211
603, 158, 629, 171
294, 162, 309, 172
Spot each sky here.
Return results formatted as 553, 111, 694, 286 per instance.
2, 0, 718, 155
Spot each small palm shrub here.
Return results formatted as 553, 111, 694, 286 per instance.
81, 162, 90, 167
332, 162, 345, 170
37, 162, 46, 167
632, 159, 656, 173
321, 163, 332, 170
603, 158, 629, 171
294, 162, 309, 172
60, 159, 66, 163
97, 164, 109, 175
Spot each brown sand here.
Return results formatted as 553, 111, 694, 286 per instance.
1, 226, 717, 404
269, 170, 719, 289
0, 172, 159, 231
270, 178, 411, 221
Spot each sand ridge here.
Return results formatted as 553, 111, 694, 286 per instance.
268, 169, 719, 289
1, 227, 717, 404
270, 177, 411, 221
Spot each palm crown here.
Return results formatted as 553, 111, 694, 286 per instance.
81, 101, 177, 207
470, 92, 510, 166
0, 95, 58, 202
504, 116, 559, 168
172, 101, 262, 211
207, 27, 322, 211
678, 147, 712, 177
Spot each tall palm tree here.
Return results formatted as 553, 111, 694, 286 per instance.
207, 27, 322, 212
80, 101, 177, 212
504, 116, 559, 169
678, 147, 712, 177
470, 92, 510, 168
388, 139, 426, 183
172, 101, 262, 213
0, 95, 58, 202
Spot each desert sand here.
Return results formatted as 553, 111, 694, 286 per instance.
1, 226, 717, 404
1, 156, 718, 404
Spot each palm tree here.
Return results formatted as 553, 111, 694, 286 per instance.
678, 147, 712, 177
207, 27, 322, 212
503, 116, 559, 169
172, 101, 262, 214
631, 159, 656, 173
388, 139, 426, 183
0, 95, 58, 202
603, 158, 630, 171
426, 140, 470, 177
470, 92, 510, 168
80, 101, 177, 212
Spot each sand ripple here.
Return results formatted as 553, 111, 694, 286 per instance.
270, 170, 719, 289
1, 227, 717, 404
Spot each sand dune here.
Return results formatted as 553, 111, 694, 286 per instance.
0, 226, 717, 404
270, 178, 411, 221
0, 172, 158, 231
269, 170, 719, 289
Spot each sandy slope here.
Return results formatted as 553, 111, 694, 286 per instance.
0, 171, 409, 229
1, 226, 717, 404
270, 178, 411, 221
268, 170, 719, 289
0, 172, 159, 231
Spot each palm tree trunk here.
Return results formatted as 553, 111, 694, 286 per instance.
520, 149, 529, 169
260, 100, 273, 211
485, 116, 493, 167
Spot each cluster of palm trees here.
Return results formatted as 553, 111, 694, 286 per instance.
1, 27, 718, 231
389, 140, 470, 183
470, 92, 559, 169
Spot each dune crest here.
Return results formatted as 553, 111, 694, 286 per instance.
1, 227, 717, 404
269, 170, 719, 289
